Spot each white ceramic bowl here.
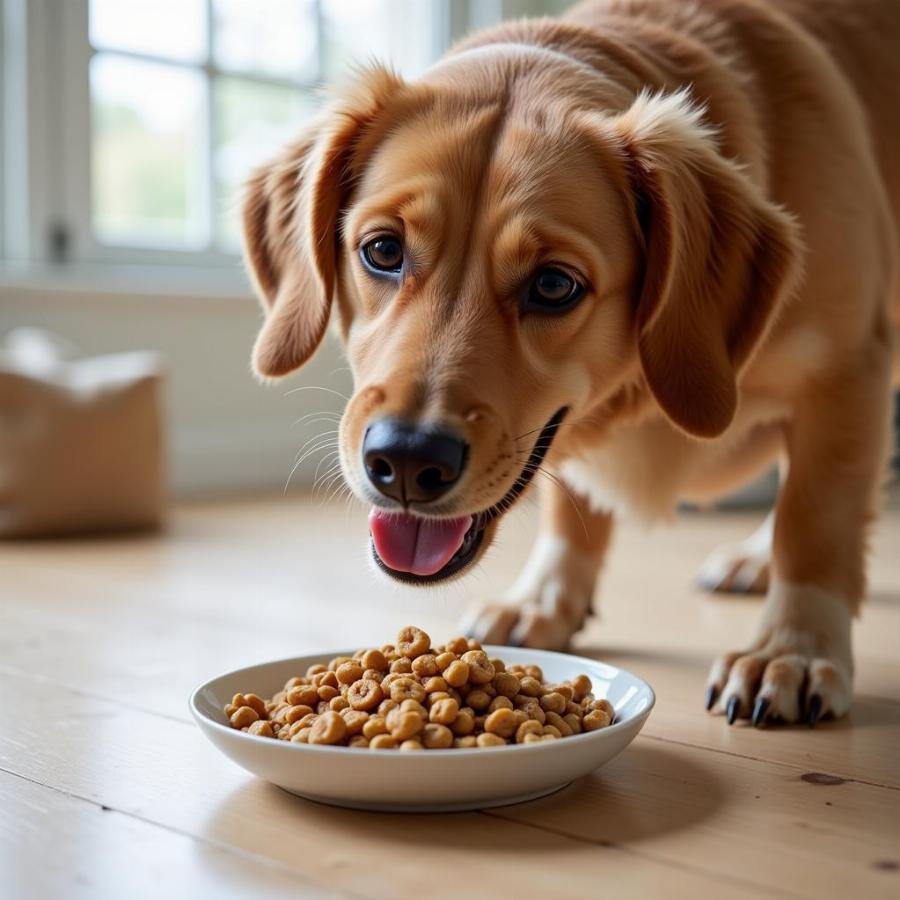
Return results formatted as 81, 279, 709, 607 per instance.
190, 646, 655, 812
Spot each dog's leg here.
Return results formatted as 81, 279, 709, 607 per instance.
463, 475, 613, 649
697, 509, 774, 594
706, 352, 893, 725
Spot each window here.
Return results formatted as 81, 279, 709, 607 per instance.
0, 0, 452, 270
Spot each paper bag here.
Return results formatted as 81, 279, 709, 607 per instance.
0, 328, 166, 537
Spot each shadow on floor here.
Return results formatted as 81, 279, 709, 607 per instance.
483, 741, 725, 844
867, 590, 900, 608
575, 643, 710, 670
203, 742, 723, 860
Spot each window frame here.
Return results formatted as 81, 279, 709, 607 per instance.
0, 4, 5, 258
1, 0, 35, 264
5, 0, 459, 272
62, 0, 324, 268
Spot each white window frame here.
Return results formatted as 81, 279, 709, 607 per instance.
1, 0, 35, 263
2, 0, 465, 274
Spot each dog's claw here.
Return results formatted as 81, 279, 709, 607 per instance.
751, 696, 769, 727
726, 696, 741, 725
704, 684, 719, 711
807, 693, 823, 728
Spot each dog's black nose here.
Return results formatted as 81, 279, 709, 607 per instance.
362, 418, 468, 505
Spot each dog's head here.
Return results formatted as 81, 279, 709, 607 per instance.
243, 56, 800, 583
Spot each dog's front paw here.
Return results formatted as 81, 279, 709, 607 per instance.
705, 581, 854, 726
463, 601, 584, 650
697, 549, 770, 594
707, 649, 852, 726
462, 536, 597, 650
697, 513, 772, 595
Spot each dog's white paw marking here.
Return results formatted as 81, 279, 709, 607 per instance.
462, 604, 522, 645
697, 512, 773, 595
462, 535, 597, 650
706, 580, 854, 727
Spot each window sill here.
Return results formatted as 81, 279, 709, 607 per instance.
0, 261, 256, 302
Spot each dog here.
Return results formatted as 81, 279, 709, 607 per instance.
242, 0, 900, 727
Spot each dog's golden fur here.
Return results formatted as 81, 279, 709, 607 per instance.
243, 0, 899, 724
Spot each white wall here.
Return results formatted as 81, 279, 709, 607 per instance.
0, 270, 351, 495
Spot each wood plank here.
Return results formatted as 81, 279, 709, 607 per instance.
0, 771, 337, 900
2, 553, 897, 787
4, 669, 898, 899
2, 490, 897, 897
579, 650, 900, 790
491, 738, 900, 900
0, 672, 759, 900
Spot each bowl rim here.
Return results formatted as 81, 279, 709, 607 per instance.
189, 644, 656, 760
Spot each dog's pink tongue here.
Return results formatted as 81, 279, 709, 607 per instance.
369, 509, 473, 577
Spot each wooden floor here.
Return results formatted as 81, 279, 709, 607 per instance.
2, 491, 898, 899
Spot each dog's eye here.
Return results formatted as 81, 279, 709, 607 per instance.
525, 267, 584, 312
361, 236, 404, 274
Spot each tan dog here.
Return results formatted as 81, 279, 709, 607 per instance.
243, 0, 899, 727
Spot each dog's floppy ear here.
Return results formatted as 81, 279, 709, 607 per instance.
603, 90, 802, 437
243, 66, 406, 379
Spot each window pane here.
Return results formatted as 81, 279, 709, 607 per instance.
213, 78, 315, 250
212, 0, 318, 82
320, 0, 394, 81
91, 55, 208, 249
89, 0, 207, 63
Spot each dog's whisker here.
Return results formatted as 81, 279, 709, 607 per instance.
325, 479, 355, 508
283, 456, 307, 494
328, 481, 352, 505
290, 412, 342, 430
286, 437, 338, 487
290, 408, 342, 422
312, 456, 343, 493
315, 478, 341, 506
284, 385, 350, 402
313, 458, 344, 491
293, 429, 341, 459
292, 439, 338, 467
513, 413, 581, 444
292, 435, 340, 465
318, 476, 346, 503
288, 446, 340, 486
533, 470, 591, 542
313, 457, 343, 485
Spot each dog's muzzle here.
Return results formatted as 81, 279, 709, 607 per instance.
368, 407, 568, 584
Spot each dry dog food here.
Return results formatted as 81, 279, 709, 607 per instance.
224, 626, 614, 750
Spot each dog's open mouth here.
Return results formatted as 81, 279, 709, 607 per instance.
369, 408, 568, 584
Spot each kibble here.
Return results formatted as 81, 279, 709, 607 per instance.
347, 678, 382, 711
362, 715, 388, 739
336, 661, 363, 684
422, 723, 453, 748
309, 711, 347, 745
429, 697, 459, 725
484, 707, 518, 739
224, 626, 613, 750
247, 719, 274, 738
230, 706, 259, 729
443, 660, 470, 688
